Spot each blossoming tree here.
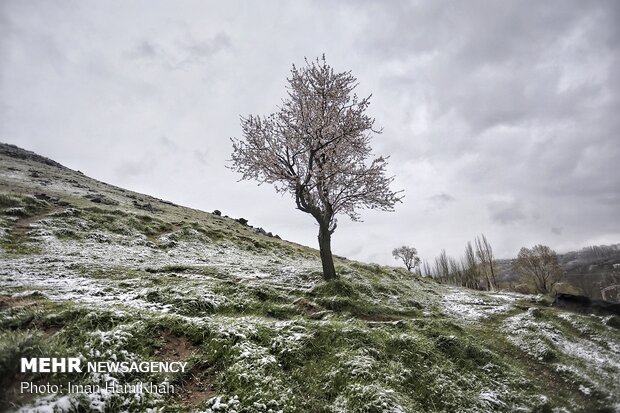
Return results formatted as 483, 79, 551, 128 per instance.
230, 56, 402, 280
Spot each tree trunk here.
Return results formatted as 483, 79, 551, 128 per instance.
318, 224, 337, 280
489, 262, 497, 291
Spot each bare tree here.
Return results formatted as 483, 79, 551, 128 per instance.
513, 244, 564, 294
435, 249, 450, 281
421, 260, 433, 278
392, 246, 421, 272
463, 241, 480, 289
230, 56, 402, 280
475, 234, 498, 291
448, 256, 463, 285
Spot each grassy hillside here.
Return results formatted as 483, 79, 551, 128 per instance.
1, 144, 619, 413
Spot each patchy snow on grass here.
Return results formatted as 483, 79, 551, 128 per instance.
340, 349, 377, 378
479, 390, 507, 408
199, 395, 241, 413
440, 288, 515, 322
270, 327, 309, 355
0, 220, 322, 319
331, 383, 406, 413
503, 309, 620, 400
15, 394, 77, 413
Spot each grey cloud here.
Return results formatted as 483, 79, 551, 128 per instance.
362, 1, 619, 257
159, 136, 178, 150
365, 0, 619, 140
0, 3, 14, 40
488, 200, 527, 225
115, 156, 157, 179
194, 150, 209, 165
129, 41, 160, 59
127, 32, 231, 69
183, 33, 231, 60
428, 192, 455, 209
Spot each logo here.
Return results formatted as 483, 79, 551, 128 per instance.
20, 358, 188, 373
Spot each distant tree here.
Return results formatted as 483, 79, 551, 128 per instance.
448, 256, 463, 285
435, 249, 450, 281
475, 234, 498, 291
580, 245, 618, 260
392, 246, 421, 272
513, 244, 564, 294
421, 260, 433, 278
230, 56, 402, 280
463, 241, 480, 289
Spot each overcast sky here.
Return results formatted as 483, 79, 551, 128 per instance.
1, 1, 619, 265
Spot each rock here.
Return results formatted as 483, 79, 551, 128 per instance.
51, 208, 80, 217
553, 293, 620, 316
84, 194, 119, 206
132, 200, 162, 213
35, 193, 59, 203
255, 227, 267, 235
606, 315, 620, 329
88, 232, 110, 243
213, 210, 222, 216
236, 218, 248, 226
67, 179, 88, 189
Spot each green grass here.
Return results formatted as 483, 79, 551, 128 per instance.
0, 194, 51, 254
2, 275, 618, 413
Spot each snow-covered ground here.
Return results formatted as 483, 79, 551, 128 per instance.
440, 288, 519, 322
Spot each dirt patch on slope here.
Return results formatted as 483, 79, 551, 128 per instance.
293, 297, 323, 314
10, 207, 62, 238
0, 296, 41, 310
156, 330, 195, 361
176, 364, 218, 407
154, 331, 218, 407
